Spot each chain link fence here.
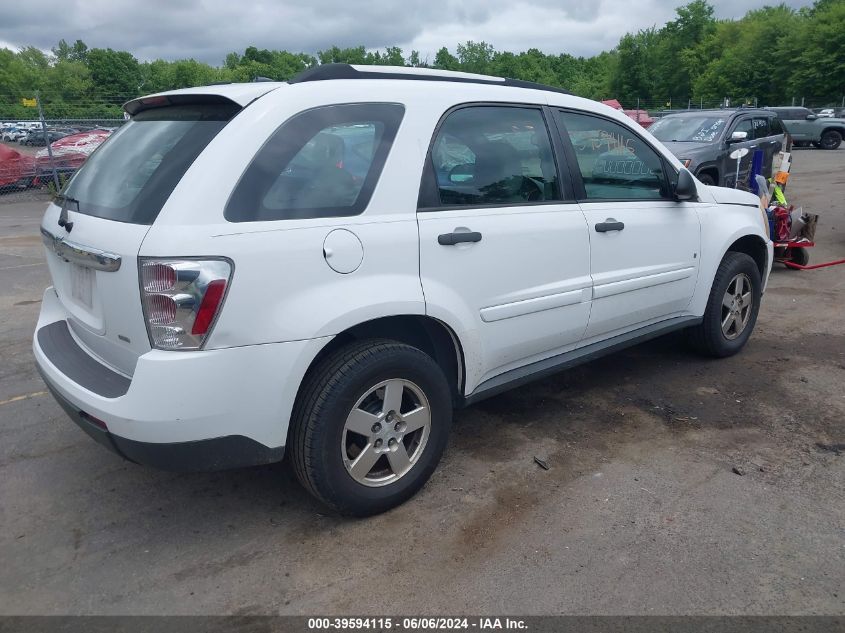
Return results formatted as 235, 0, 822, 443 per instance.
1, 91, 842, 206
1, 90, 128, 204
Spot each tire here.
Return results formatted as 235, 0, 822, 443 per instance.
789, 247, 809, 267
819, 130, 842, 150
688, 252, 762, 358
696, 172, 717, 186
289, 339, 452, 516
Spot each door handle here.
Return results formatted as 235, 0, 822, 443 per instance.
438, 231, 482, 246
595, 219, 625, 233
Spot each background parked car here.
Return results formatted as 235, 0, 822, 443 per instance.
648, 108, 785, 187
766, 106, 845, 149
34, 128, 112, 180
0, 143, 36, 192
19, 130, 73, 146
1, 127, 28, 142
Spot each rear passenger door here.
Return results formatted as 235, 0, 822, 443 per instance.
725, 116, 757, 188
752, 116, 782, 177
417, 105, 592, 389
553, 110, 700, 342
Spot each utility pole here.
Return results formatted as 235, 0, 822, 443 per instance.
35, 91, 60, 191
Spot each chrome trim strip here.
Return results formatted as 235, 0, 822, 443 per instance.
40, 227, 121, 272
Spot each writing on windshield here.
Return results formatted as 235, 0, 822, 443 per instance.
650, 116, 726, 143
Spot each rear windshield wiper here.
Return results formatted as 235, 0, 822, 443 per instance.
55, 194, 81, 231
55, 193, 80, 212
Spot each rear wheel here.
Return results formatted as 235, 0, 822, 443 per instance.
819, 130, 842, 150
289, 339, 452, 516
688, 252, 762, 357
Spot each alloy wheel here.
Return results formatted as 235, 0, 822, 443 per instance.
721, 273, 753, 340
341, 379, 431, 487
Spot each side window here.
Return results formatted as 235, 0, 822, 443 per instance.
556, 110, 669, 201
431, 106, 560, 207
225, 103, 404, 222
732, 118, 753, 137
770, 117, 784, 135
752, 117, 770, 139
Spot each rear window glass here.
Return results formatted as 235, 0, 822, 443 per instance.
752, 118, 770, 139
62, 102, 239, 225
225, 103, 404, 222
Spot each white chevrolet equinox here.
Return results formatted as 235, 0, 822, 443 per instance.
34, 65, 773, 515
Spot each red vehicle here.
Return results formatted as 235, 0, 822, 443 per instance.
35, 128, 112, 181
601, 99, 655, 128
0, 143, 36, 192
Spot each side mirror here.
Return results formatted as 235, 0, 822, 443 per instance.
675, 168, 698, 201
727, 130, 748, 143
805, 114, 817, 120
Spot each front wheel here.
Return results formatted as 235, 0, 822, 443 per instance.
688, 252, 762, 357
289, 339, 452, 516
696, 172, 717, 186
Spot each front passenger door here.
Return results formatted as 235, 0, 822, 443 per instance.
554, 110, 701, 342
417, 105, 592, 390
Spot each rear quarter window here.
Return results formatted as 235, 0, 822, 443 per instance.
225, 103, 404, 222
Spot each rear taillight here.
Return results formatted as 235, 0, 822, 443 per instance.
139, 258, 232, 350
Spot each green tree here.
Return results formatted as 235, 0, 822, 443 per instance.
86, 48, 142, 100
779, 0, 845, 104
407, 50, 423, 67
433, 47, 459, 70
52, 39, 88, 63
692, 5, 799, 105
455, 41, 494, 74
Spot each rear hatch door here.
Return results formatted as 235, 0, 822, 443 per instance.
40, 94, 256, 376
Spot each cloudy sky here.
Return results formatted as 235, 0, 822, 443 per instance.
2, 0, 812, 64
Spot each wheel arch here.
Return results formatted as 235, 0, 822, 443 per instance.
695, 164, 720, 185
295, 314, 466, 409
821, 125, 845, 136
726, 233, 769, 280
820, 126, 845, 146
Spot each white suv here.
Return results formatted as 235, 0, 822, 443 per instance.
34, 65, 773, 515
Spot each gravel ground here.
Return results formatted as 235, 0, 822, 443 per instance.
0, 148, 842, 615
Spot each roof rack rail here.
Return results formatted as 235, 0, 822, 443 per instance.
288, 63, 570, 95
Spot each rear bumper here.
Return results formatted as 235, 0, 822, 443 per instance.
39, 368, 284, 471
33, 287, 331, 471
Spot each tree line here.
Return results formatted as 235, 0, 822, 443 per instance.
0, 0, 842, 120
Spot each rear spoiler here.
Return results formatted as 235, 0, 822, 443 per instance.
123, 93, 242, 117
